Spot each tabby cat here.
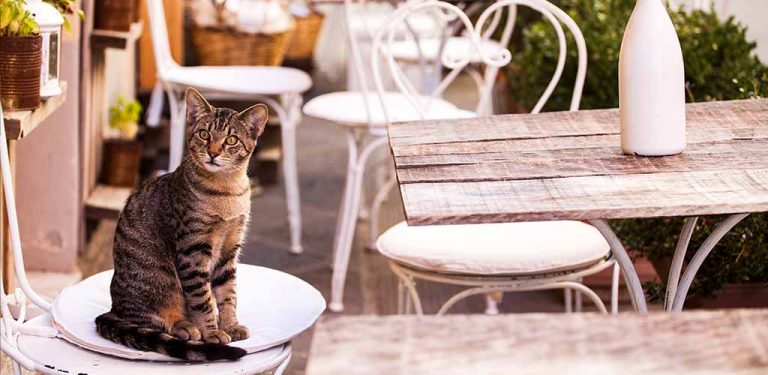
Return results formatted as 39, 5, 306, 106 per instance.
95, 88, 268, 361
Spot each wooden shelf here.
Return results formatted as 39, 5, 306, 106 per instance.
85, 184, 132, 219
91, 22, 143, 50
3, 82, 68, 140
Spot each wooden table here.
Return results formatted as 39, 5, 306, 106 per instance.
387, 99, 768, 313
306, 310, 768, 374
1, 84, 68, 293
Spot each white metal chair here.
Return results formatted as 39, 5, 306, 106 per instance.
0, 105, 326, 374
303, 0, 494, 312
146, 0, 310, 253
370, 0, 621, 315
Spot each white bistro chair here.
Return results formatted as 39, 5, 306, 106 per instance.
371, 0, 621, 315
303, 0, 501, 312
0, 107, 325, 375
0, 107, 325, 374
146, 0, 311, 253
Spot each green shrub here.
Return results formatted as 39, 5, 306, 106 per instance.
507, 0, 768, 299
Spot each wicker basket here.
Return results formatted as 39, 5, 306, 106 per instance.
191, 25, 293, 66
285, 11, 324, 61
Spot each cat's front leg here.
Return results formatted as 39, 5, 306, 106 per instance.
212, 242, 249, 342
176, 240, 231, 344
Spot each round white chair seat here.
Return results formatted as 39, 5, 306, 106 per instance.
17, 315, 291, 375
377, 221, 611, 276
165, 66, 313, 96
386, 36, 507, 64
303, 92, 475, 126
50, 264, 325, 361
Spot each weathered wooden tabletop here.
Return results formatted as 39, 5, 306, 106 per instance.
306, 310, 768, 375
387, 99, 768, 225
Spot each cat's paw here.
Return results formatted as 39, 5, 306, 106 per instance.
172, 320, 201, 341
222, 323, 250, 342
203, 330, 231, 345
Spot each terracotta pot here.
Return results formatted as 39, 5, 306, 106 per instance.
101, 140, 142, 187
687, 283, 768, 309
649, 255, 768, 309
0, 35, 42, 111
95, 0, 137, 31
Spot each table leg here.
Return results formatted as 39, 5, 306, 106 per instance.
666, 217, 698, 310
668, 213, 749, 312
589, 219, 648, 313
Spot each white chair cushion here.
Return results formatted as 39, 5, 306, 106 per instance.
164, 66, 312, 96
303, 92, 475, 126
377, 221, 610, 276
386, 36, 507, 64
51, 264, 325, 361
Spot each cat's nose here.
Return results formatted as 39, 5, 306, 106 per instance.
208, 149, 221, 159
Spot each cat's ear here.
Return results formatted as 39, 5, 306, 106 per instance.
185, 88, 213, 124
238, 103, 269, 140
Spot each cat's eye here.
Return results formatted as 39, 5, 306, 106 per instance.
225, 136, 239, 146
198, 129, 210, 141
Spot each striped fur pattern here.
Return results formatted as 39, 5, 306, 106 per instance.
96, 88, 268, 361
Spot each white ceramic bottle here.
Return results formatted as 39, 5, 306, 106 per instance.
619, 0, 686, 156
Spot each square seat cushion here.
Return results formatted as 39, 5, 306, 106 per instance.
303, 92, 475, 126
377, 220, 611, 276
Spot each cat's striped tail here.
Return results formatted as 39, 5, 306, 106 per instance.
95, 312, 246, 361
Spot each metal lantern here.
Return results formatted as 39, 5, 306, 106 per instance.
26, 0, 64, 98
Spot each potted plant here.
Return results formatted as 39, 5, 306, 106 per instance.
0, 0, 42, 111
506, 0, 768, 307
101, 96, 143, 187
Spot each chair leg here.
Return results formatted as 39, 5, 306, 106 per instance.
367, 172, 397, 251
278, 94, 303, 254
484, 292, 502, 315
331, 137, 359, 269
564, 288, 573, 313
167, 89, 185, 171
575, 277, 583, 313
329, 136, 389, 312
611, 262, 620, 314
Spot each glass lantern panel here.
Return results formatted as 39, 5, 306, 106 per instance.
48, 32, 59, 81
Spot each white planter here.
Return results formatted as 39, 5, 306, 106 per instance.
619, 0, 686, 156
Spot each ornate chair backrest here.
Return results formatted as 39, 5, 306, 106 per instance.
343, 0, 449, 125
371, 0, 587, 123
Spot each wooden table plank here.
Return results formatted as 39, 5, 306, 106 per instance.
401, 169, 768, 224
3, 82, 68, 140
307, 310, 768, 375
388, 99, 768, 225
389, 99, 767, 147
